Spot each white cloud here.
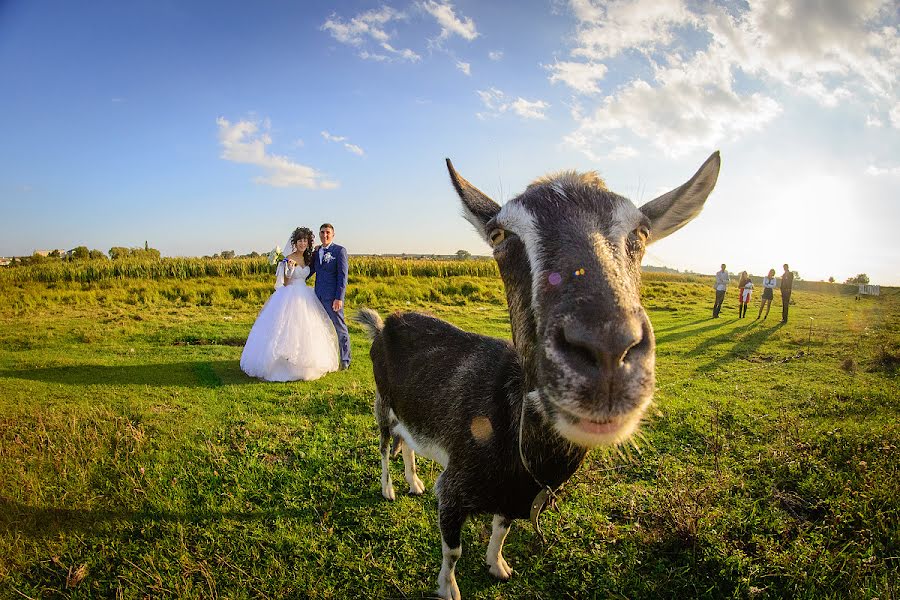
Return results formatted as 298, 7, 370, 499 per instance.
510, 98, 550, 120
421, 0, 478, 42
217, 117, 337, 189
321, 130, 366, 156
891, 103, 900, 129
322, 6, 421, 62
456, 60, 471, 75
477, 88, 549, 120
866, 115, 884, 127
547, 60, 608, 94
488, 50, 503, 61
572, 0, 698, 60
321, 131, 347, 143
866, 164, 900, 176
555, 0, 898, 158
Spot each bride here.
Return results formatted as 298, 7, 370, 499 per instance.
240, 227, 339, 381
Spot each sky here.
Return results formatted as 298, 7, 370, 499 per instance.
1, 0, 898, 284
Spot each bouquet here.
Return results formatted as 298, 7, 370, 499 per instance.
267, 245, 284, 265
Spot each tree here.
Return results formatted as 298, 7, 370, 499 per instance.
828, 276, 835, 283
220, 250, 236, 259
89, 249, 107, 260
109, 247, 131, 260
845, 273, 870, 285
455, 249, 472, 261
49, 249, 61, 258
71, 246, 90, 260
248, 251, 260, 258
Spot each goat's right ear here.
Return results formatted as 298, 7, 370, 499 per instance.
446, 158, 501, 239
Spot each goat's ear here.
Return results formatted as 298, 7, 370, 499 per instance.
639, 151, 721, 245
446, 158, 501, 239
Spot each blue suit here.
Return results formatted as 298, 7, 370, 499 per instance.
308, 243, 351, 366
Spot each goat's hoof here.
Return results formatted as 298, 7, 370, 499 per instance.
437, 582, 462, 600
488, 557, 513, 581
408, 477, 426, 495
382, 485, 396, 501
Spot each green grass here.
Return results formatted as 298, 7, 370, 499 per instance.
0, 272, 897, 599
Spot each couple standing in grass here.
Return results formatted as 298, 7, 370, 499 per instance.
240, 224, 351, 382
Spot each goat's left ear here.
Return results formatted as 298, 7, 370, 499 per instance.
446, 158, 501, 239
639, 151, 721, 245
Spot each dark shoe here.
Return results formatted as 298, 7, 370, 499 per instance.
340, 362, 350, 371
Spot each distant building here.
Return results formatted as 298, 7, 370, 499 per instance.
34, 249, 66, 257
859, 284, 881, 296
0, 258, 10, 267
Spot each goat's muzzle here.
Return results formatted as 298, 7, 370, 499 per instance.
542, 308, 655, 447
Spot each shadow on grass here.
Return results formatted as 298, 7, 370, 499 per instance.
691, 320, 784, 373
0, 487, 391, 539
652, 316, 711, 335
655, 318, 728, 345
0, 360, 255, 387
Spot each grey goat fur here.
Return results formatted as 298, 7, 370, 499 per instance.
353, 152, 721, 600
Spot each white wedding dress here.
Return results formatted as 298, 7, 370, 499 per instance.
240, 262, 339, 382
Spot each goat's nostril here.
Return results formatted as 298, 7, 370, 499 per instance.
622, 317, 653, 364
557, 326, 598, 370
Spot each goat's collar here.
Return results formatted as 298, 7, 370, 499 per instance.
519, 390, 561, 542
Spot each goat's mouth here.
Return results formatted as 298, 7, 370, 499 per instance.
550, 402, 647, 448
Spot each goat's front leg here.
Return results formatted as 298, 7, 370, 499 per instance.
485, 514, 513, 580
401, 444, 425, 495
436, 476, 466, 600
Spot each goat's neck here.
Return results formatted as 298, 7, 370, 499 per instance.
519, 391, 586, 491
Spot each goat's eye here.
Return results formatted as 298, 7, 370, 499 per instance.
489, 228, 506, 246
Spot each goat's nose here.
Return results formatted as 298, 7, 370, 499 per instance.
557, 314, 651, 374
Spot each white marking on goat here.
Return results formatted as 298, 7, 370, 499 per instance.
486, 515, 513, 580
609, 199, 644, 241
381, 451, 395, 501
392, 422, 450, 468
550, 181, 567, 200
401, 444, 426, 494
438, 538, 462, 600
590, 231, 640, 302
495, 202, 545, 328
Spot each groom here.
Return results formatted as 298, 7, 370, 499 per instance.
309, 223, 351, 370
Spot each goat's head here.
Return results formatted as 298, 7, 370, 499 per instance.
447, 152, 720, 448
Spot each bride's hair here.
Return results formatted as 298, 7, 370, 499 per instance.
290, 227, 315, 266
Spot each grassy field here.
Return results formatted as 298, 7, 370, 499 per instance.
0, 266, 897, 599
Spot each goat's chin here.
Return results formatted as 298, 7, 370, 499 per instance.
550, 397, 651, 448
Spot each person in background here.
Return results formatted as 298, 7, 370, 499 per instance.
713, 263, 729, 318
757, 268, 777, 320
780, 263, 794, 323
737, 271, 750, 315
739, 274, 754, 318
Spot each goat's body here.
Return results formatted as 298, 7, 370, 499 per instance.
369, 311, 584, 519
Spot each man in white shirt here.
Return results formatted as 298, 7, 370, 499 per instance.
713, 263, 728, 318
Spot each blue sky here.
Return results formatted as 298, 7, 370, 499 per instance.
1, 0, 898, 284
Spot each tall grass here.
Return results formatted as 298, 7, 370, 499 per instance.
0, 257, 500, 284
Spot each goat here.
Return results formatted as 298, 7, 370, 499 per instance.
353, 152, 721, 599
